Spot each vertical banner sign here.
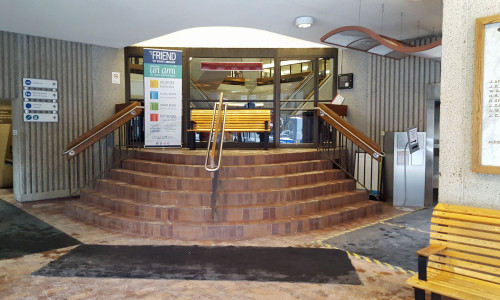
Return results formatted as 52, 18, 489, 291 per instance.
143, 49, 182, 147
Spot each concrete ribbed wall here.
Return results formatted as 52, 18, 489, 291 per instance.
0, 31, 124, 202
339, 35, 441, 150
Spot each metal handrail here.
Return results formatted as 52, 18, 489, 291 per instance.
63, 104, 143, 157
318, 105, 384, 159
205, 93, 227, 172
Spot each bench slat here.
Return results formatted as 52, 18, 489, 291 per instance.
431, 217, 500, 234
435, 203, 500, 219
431, 224, 500, 242
439, 249, 500, 268
407, 275, 498, 300
429, 256, 500, 277
428, 261, 500, 285
427, 268, 500, 294
433, 210, 500, 226
430, 232, 500, 251
430, 240, 500, 259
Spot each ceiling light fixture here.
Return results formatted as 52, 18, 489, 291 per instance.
296, 16, 314, 29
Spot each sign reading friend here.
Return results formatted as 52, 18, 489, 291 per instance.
472, 14, 500, 174
143, 49, 182, 147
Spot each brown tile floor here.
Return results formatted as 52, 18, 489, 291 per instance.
0, 188, 418, 300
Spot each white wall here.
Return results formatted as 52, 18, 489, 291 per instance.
440, 0, 500, 209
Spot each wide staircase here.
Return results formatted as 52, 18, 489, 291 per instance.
66, 149, 382, 241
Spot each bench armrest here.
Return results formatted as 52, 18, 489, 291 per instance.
416, 245, 446, 281
417, 245, 446, 257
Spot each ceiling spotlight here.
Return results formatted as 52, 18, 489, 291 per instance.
296, 16, 314, 29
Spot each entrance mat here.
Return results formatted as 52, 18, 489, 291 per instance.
33, 244, 361, 284
324, 208, 433, 271
0, 199, 80, 260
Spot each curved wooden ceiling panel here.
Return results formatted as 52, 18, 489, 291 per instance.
321, 26, 441, 61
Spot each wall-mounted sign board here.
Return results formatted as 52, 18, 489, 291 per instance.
23, 78, 58, 89
23, 90, 58, 100
24, 101, 58, 111
472, 14, 500, 174
24, 113, 58, 122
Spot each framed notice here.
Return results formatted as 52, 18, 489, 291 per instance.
472, 14, 500, 174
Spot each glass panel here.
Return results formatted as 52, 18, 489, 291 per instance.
279, 110, 315, 144
129, 56, 144, 100
279, 59, 314, 144
318, 58, 335, 103
190, 57, 274, 106
189, 57, 275, 144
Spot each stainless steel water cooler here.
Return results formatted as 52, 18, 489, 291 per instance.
384, 132, 426, 207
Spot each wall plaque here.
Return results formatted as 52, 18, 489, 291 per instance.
472, 14, 500, 174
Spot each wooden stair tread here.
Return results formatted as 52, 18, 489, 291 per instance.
68, 199, 380, 226
219, 179, 354, 194
85, 189, 364, 210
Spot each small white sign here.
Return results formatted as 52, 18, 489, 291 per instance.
24, 113, 58, 123
23, 90, 58, 100
112, 72, 120, 84
331, 94, 345, 105
24, 101, 58, 111
23, 78, 58, 89
241, 95, 248, 100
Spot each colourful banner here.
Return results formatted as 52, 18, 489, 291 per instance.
143, 49, 182, 147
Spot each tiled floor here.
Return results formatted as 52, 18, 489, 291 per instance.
0, 188, 419, 300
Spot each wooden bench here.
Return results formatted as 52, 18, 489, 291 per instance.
406, 203, 500, 300
187, 109, 271, 150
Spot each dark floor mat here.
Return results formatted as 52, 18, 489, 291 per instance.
0, 199, 81, 260
33, 244, 361, 284
324, 208, 432, 271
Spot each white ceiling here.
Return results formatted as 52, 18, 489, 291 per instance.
0, 0, 442, 49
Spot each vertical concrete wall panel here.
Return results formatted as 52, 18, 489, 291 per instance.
0, 30, 124, 202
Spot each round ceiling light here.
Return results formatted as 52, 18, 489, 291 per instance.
296, 16, 314, 29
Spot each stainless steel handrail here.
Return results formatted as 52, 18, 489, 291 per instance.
204, 100, 227, 172
318, 106, 385, 159
63, 106, 143, 156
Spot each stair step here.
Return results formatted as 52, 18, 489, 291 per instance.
66, 199, 382, 241
81, 189, 368, 222
218, 179, 356, 206
122, 159, 210, 178
122, 158, 332, 178
95, 179, 212, 206
218, 169, 345, 191
109, 169, 212, 191
134, 149, 322, 166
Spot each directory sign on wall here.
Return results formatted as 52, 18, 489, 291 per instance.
143, 49, 182, 147
23, 78, 58, 123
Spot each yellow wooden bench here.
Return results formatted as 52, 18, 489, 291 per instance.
188, 109, 271, 150
406, 203, 500, 300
